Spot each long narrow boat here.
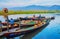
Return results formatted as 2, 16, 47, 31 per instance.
14, 16, 54, 21
0, 18, 50, 38
1, 20, 37, 31
13, 16, 45, 22
1, 16, 45, 25
20, 16, 45, 20
0, 17, 53, 32
1, 17, 48, 31
1, 16, 54, 25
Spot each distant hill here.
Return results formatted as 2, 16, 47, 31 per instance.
1, 5, 60, 10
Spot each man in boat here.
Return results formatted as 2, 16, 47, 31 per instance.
38, 15, 41, 18
0, 21, 3, 32
33, 15, 36, 18
25, 16, 28, 18
9, 18, 15, 28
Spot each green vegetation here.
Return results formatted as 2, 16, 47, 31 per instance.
0, 10, 60, 15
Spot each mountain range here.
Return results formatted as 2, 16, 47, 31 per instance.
0, 5, 60, 10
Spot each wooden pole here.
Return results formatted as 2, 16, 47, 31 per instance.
6, 17, 9, 32
0, 21, 2, 33
0, 26, 2, 33
19, 17, 21, 29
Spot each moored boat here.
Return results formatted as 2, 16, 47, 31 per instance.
1, 16, 47, 31
0, 16, 54, 31
1, 20, 38, 31
0, 18, 50, 38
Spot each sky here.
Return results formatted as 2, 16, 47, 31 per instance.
0, 0, 60, 8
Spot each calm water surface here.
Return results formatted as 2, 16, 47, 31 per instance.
0, 14, 60, 39
32, 14, 60, 39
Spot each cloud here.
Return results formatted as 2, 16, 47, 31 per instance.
0, 0, 60, 8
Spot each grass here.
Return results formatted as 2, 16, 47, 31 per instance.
0, 10, 60, 15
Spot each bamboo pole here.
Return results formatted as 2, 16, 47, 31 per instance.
0, 26, 2, 33
0, 21, 2, 33
6, 17, 9, 32
19, 17, 21, 29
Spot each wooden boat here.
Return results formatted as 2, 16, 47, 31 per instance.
1, 17, 47, 31
13, 16, 54, 22
13, 16, 45, 22
1, 16, 47, 26
1, 16, 54, 31
50, 16, 55, 20
0, 18, 50, 38
2, 20, 39, 31
19, 16, 55, 20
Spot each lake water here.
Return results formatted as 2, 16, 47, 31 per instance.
0, 14, 60, 39
32, 14, 60, 39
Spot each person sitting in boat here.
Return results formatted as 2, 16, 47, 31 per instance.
38, 15, 41, 18
33, 15, 36, 18
25, 16, 28, 18
0, 21, 3, 32
9, 18, 14, 28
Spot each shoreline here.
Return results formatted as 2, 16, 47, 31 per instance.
0, 13, 60, 16
0, 10, 60, 15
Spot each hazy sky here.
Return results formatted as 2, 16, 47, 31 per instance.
0, 0, 60, 8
